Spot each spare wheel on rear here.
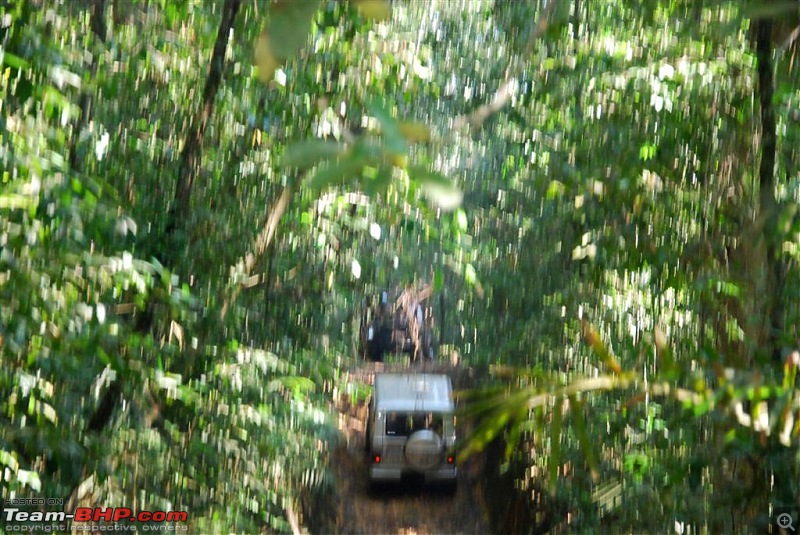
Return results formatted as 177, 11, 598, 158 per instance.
404, 429, 444, 471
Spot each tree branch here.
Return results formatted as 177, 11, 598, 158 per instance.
452, 0, 556, 131
173, 0, 242, 220
220, 185, 295, 320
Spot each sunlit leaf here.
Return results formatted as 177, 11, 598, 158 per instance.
0, 194, 37, 210
504, 401, 531, 460
16, 469, 41, 492
458, 387, 535, 461
655, 326, 678, 378
369, 223, 382, 240
784, 351, 799, 390
304, 155, 366, 193
280, 140, 348, 169
0, 450, 19, 471
639, 143, 657, 161
546, 180, 565, 199
353, 0, 392, 21
254, 0, 320, 83
407, 166, 462, 209
454, 208, 468, 232
422, 183, 463, 210
389, 154, 408, 168
277, 375, 316, 394
465, 263, 477, 286
397, 121, 432, 142
367, 100, 407, 155
2, 52, 30, 70
254, 33, 280, 83
569, 395, 599, 483
623, 453, 649, 484
362, 164, 393, 195
582, 320, 622, 375
408, 165, 448, 186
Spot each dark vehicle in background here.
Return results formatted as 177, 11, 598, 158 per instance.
360, 285, 435, 363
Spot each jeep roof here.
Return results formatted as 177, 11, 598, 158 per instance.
373, 373, 453, 413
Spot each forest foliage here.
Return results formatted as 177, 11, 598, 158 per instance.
2, 0, 800, 533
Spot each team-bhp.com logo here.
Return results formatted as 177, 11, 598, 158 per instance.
3, 505, 189, 532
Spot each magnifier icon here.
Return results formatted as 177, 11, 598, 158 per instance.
778, 513, 796, 531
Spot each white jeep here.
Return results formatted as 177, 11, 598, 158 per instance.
366, 373, 457, 487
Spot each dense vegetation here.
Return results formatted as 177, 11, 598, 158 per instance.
2, 0, 800, 533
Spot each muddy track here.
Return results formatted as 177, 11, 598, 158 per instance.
324, 363, 492, 535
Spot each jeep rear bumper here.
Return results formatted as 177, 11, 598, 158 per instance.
369, 465, 457, 483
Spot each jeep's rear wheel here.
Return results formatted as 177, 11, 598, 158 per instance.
404, 429, 444, 471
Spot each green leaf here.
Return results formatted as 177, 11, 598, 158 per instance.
582, 320, 622, 375
433, 268, 444, 291
352, 139, 386, 162
408, 166, 456, 188
465, 263, 477, 286
255, 0, 320, 82
0, 194, 37, 210
397, 121, 431, 142
362, 164, 393, 195
407, 165, 462, 209
457, 386, 534, 461
743, 1, 799, 20
655, 327, 678, 379
639, 143, 656, 161
454, 208, 468, 233
280, 140, 348, 169
421, 177, 463, 211
0, 450, 19, 471
304, 155, 366, 193
783, 352, 799, 390
264, 0, 320, 61
504, 402, 531, 460
408, 166, 464, 210
353, 0, 392, 21
623, 453, 649, 484
546, 180, 565, 199
2, 52, 30, 70
367, 100, 407, 155
569, 395, 599, 483
278, 375, 315, 394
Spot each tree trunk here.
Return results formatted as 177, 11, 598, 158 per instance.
168, 0, 242, 256
754, 17, 799, 535
755, 18, 783, 364
68, 0, 107, 172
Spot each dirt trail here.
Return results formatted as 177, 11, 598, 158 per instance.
325, 363, 492, 535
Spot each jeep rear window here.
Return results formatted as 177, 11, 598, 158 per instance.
385, 412, 444, 436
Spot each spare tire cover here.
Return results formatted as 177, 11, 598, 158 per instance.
404, 429, 444, 470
